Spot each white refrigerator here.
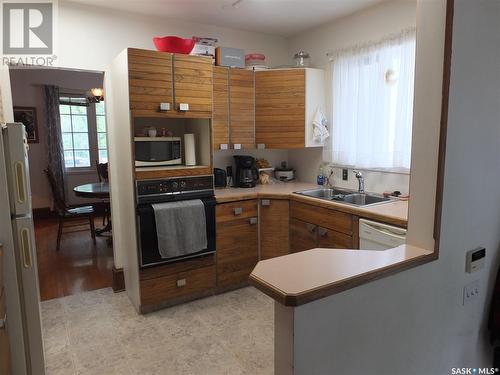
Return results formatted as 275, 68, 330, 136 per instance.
0, 122, 45, 374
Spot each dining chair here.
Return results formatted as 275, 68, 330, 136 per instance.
95, 161, 110, 227
44, 168, 96, 251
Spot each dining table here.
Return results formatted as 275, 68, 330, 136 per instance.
73, 182, 111, 237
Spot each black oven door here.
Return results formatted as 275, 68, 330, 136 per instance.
137, 197, 216, 268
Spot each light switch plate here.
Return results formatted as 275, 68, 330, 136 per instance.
463, 280, 480, 305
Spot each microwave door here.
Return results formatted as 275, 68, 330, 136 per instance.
2, 123, 32, 216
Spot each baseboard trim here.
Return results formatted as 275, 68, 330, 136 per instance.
112, 266, 125, 292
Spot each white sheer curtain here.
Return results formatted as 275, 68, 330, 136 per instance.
328, 29, 416, 171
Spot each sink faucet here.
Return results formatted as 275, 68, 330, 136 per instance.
353, 170, 365, 193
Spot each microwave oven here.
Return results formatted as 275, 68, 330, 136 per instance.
134, 137, 182, 167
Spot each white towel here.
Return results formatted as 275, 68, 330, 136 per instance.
152, 199, 207, 259
312, 108, 329, 143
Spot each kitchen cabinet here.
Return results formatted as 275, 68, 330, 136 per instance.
127, 48, 213, 118
260, 199, 290, 259
255, 68, 325, 149
216, 200, 258, 290
290, 201, 357, 251
212, 67, 255, 150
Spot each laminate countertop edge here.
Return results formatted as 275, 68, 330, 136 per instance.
249, 245, 435, 307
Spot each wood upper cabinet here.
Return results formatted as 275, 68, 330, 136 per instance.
216, 200, 258, 290
128, 48, 173, 113
127, 49, 213, 118
212, 68, 255, 150
212, 66, 230, 150
260, 199, 290, 259
173, 54, 213, 116
229, 69, 255, 149
255, 68, 325, 149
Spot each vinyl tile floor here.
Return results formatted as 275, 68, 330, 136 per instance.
41, 287, 274, 375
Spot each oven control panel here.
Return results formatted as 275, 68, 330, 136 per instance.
136, 175, 214, 199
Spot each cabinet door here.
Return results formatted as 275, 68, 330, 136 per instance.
213, 66, 230, 150
290, 218, 317, 253
128, 48, 173, 113
216, 217, 259, 290
317, 227, 354, 249
229, 69, 255, 149
260, 199, 290, 259
173, 54, 213, 116
255, 69, 305, 149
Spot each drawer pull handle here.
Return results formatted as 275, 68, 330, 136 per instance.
318, 227, 328, 237
306, 223, 316, 233
249, 217, 258, 225
176, 279, 187, 287
20, 228, 32, 268
233, 207, 242, 215
261, 199, 271, 206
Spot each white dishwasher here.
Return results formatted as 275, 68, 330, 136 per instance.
359, 219, 407, 250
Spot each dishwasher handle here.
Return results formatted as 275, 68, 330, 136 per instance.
360, 220, 406, 241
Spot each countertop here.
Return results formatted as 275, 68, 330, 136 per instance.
215, 182, 408, 227
249, 245, 434, 306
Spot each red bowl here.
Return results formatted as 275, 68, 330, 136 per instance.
152, 36, 195, 54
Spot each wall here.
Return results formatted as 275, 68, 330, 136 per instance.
56, 2, 290, 72
292, 1, 500, 373
9, 68, 104, 209
286, 0, 416, 194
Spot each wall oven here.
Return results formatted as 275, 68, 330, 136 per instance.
136, 175, 215, 268
134, 137, 182, 167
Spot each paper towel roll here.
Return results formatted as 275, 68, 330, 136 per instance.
184, 133, 196, 166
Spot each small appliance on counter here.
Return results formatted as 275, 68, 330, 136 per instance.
214, 168, 227, 188
234, 155, 258, 188
274, 161, 295, 181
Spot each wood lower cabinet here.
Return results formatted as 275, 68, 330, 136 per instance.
216, 200, 258, 290
290, 201, 358, 252
260, 199, 290, 259
290, 218, 318, 253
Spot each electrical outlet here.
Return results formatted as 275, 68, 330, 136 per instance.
342, 168, 348, 181
463, 280, 480, 305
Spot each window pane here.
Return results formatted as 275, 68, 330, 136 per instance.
96, 102, 105, 116
98, 149, 108, 163
97, 133, 107, 149
64, 151, 74, 168
72, 115, 88, 132
96, 116, 106, 132
71, 105, 87, 115
60, 115, 72, 132
62, 133, 73, 150
72, 133, 89, 149
74, 150, 90, 167
59, 104, 71, 115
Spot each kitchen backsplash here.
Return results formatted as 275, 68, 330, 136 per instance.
214, 149, 289, 172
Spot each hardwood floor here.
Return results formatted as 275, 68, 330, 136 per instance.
34, 216, 114, 301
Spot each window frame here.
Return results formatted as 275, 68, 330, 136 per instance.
59, 91, 107, 174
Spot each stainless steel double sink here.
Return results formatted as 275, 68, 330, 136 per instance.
294, 188, 392, 207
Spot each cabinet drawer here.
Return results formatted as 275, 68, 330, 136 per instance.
290, 201, 353, 235
317, 227, 354, 249
140, 265, 216, 307
290, 218, 317, 253
217, 199, 258, 223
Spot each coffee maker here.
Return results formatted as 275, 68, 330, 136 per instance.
234, 155, 258, 188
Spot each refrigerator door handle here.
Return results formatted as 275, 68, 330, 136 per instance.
20, 227, 33, 268
15, 161, 27, 204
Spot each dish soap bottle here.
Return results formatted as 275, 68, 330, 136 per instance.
317, 165, 325, 186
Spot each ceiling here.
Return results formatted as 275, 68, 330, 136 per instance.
62, 0, 385, 37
